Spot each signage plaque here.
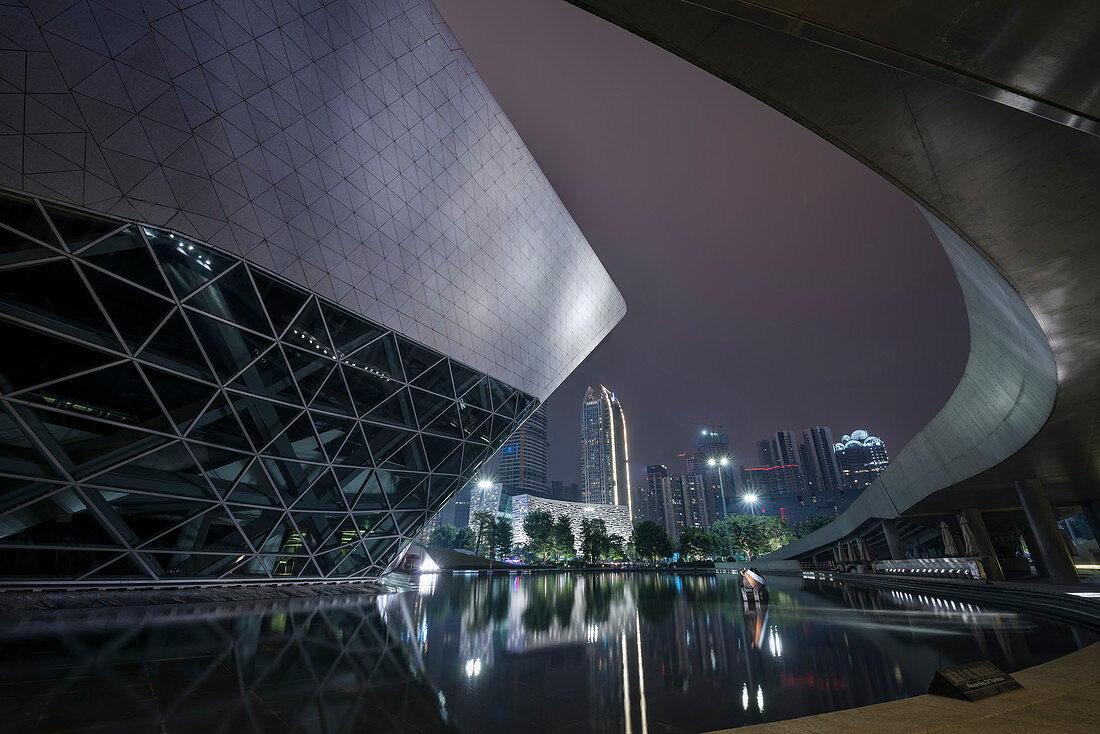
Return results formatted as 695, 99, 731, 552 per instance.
928, 661, 1022, 701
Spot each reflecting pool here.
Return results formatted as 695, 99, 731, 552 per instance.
0, 573, 1094, 733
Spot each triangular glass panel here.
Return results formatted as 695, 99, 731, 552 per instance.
0, 223, 62, 267
361, 421, 414, 465
2, 547, 125, 580
0, 487, 120, 547
459, 377, 492, 412
262, 412, 323, 462
0, 405, 62, 480
489, 414, 515, 445
396, 335, 445, 384
330, 542, 371, 577
141, 365, 217, 435
190, 443, 251, 496
138, 309, 215, 382
234, 508, 287, 551
428, 476, 463, 511
434, 443, 463, 475
229, 395, 301, 451
78, 553, 152, 581
20, 362, 171, 432
150, 550, 245, 579
83, 268, 173, 352
502, 392, 522, 421
332, 422, 372, 466
393, 510, 426, 535
0, 192, 61, 247
43, 202, 122, 251
374, 470, 427, 509
0, 260, 119, 348
292, 512, 347, 553
347, 332, 402, 382
458, 402, 491, 441
409, 386, 450, 428
421, 434, 462, 473
450, 361, 481, 397
312, 412, 356, 461
252, 268, 308, 338
320, 302, 383, 356
366, 386, 415, 428
461, 441, 494, 475
185, 310, 272, 383
348, 511, 385, 537
229, 345, 300, 403
0, 319, 117, 392
489, 379, 516, 417
381, 434, 427, 472
220, 553, 276, 578
28, 407, 171, 477
412, 357, 455, 397
425, 401, 462, 439
223, 458, 283, 507
284, 345, 335, 403
185, 264, 270, 335
292, 471, 348, 512
342, 363, 400, 416
87, 441, 218, 500
78, 226, 169, 295
185, 393, 250, 452
262, 458, 325, 506
336, 468, 384, 511
146, 228, 234, 298
310, 362, 354, 416
364, 536, 400, 564
362, 512, 399, 538
389, 482, 429, 513
108, 494, 218, 550
287, 298, 333, 354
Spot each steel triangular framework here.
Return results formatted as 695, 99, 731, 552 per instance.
0, 189, 536, 585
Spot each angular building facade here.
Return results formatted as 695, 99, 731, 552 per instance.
579, 385, 631, 516
0, 0, 624, 585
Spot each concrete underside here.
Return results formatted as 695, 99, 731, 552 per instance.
563, 1, 1100, 557
711, 641, 1100, 733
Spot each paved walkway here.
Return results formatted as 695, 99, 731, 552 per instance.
712, 642, 1100, 733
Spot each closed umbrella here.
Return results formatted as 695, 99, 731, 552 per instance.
958, 514, 980, 557
858, 537, 872, 562
940, 521, 960, 557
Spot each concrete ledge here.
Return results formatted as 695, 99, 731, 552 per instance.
711, 642, 1100, 733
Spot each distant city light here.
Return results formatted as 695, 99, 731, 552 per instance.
707, 456, 730, 467
743, 493, 759, 504
701, 429, 708, 435
476, 479, 493, 489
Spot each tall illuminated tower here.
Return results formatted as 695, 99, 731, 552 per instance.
580, 386, 632, 517
499, 405, 549, 496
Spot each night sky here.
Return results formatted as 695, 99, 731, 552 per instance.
435, 0, 969, 486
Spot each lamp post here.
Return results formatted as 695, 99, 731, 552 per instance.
742, 492, 759, 516
707, 456, 730, 520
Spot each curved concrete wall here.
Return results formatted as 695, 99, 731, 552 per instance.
0, 0, 626, 400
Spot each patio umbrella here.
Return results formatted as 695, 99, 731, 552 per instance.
940, 521, 961, 557
958, 514, 980, 556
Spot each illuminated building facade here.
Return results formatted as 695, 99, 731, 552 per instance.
499, 405, 549, 496
0, 0, 625, 585
511, 495, 632, 552
580, 386, 631, 517
834, 430, 890, 491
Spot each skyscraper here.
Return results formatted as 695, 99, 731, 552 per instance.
499, 405, 549, 496
834, 430, 890, 491
580, 386, 632, 517
802, 426, 844, 497
696, 426, 734, 521
642, 465, 670, 525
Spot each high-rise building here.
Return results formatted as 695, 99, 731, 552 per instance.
834, 430, 890, 491
802, 426, 844, 497
755, 431, 808, 498
548, 480, 581, 503
696, 426, 734, 521
641, 465, 670, 525
0, 0, 626, 585
499, 405, 549, 497
580, 386, 631, 517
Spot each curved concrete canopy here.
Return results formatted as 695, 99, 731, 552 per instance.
565, 0, 1100, 553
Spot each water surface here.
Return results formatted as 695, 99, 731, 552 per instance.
0, 572, 1093, 733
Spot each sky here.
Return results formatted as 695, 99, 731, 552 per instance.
435, 0, 969, 486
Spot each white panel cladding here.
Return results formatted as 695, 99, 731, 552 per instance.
0, 0, 625, 400
511, 494, 632, 553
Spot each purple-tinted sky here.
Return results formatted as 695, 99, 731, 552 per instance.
435, 0, 968, 486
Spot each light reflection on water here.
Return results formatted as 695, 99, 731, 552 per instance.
388, 572, 1094, 733
0, 573, 1093, 733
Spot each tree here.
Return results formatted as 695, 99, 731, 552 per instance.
490, 516, 513, 559
678, 527, 715, 560
632, 521, 674, 562
551, 515, 575, 559
523, 508, 556, 560
580, 517, 611, 563
712, 514, 795, 560
794, 514, 836, 538
428, 523, 457, 549
607, 534, 626, 561
454, 526, 476, 551
471, 511, 494, 556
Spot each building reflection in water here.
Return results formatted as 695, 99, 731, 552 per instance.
0, 573, 1093, 733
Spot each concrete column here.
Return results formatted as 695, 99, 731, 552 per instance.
881, 518, 904, 559
1082, 500, 1100, 545
962, 508, 1004, 581
1016, 480, 1078, 584
1021, 527, 1049, 577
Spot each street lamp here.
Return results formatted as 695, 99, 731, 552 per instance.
741, 492, 759, 515
707, 456, 730, 519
